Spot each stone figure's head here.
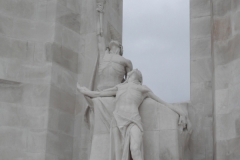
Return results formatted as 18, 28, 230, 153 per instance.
97, 2, 104, 12
126, 69, 143, 84
108, 40, 123, 56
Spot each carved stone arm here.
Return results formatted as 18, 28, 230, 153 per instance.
78, 87, 100, 98
99, 87, 118, 97
146, 91, 168, 106
126, 60, 133, 73
77, 83, 117, 98
146, 91, 192, 132
147, 91, 187, 116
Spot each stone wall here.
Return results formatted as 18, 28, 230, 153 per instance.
0, 0, 81, 159
46, 0, 81, 159
190, 0, 214, 159
0, 0, 54, 159
0, 0, 123, 159
190, 0, 240, 160
212, 0, 240, 159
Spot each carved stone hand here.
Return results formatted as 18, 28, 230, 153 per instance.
178, 115, 187, 128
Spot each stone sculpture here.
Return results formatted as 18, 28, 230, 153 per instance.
97, 40, 133, 91
88, 12, 135, 155
78, 3, 191, 160
96, 2, 132, 91
78, 69, 191, 160
97, 2, 104, 36
85, 2, 133, 129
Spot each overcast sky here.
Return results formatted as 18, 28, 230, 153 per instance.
123, 0, 190, 103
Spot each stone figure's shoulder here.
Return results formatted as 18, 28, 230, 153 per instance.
103, 53, 111, 59
116, 82, 125, 88
140, 85, 151, 93
121, 56, 132, 64
115, 55, 132, 65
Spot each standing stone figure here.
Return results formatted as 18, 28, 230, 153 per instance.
95, 2, 132, 91
79, 69, 188, 160
97, 40, 133, 91
85, 1, 132, 126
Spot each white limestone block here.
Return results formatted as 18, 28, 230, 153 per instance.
0, 127, 27, 149
190, 0, 211, 18
56, 3, 81, 34
49, 85, 76, 114
190, 37, 211, 61
46, 130, 73, 159
0, 14, 14, 37
191, 16, 211, 39
27, 129, 47, 153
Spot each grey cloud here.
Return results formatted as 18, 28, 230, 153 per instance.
123, 0, 190, 103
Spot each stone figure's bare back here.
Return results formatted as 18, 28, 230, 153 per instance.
115, 82, 150, 113
98, 54, 130, 90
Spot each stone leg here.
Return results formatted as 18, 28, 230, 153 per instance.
130, 125, 143, 160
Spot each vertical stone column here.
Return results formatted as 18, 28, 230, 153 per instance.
0, 0, 81, 159
73, 0, 98, 159
0, 0, 55, 159
191, 0, 240, 160
212, 0, 240, 159
190, 0, 214, 159
0, 0, 122, 159
45, 0, 81, 159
